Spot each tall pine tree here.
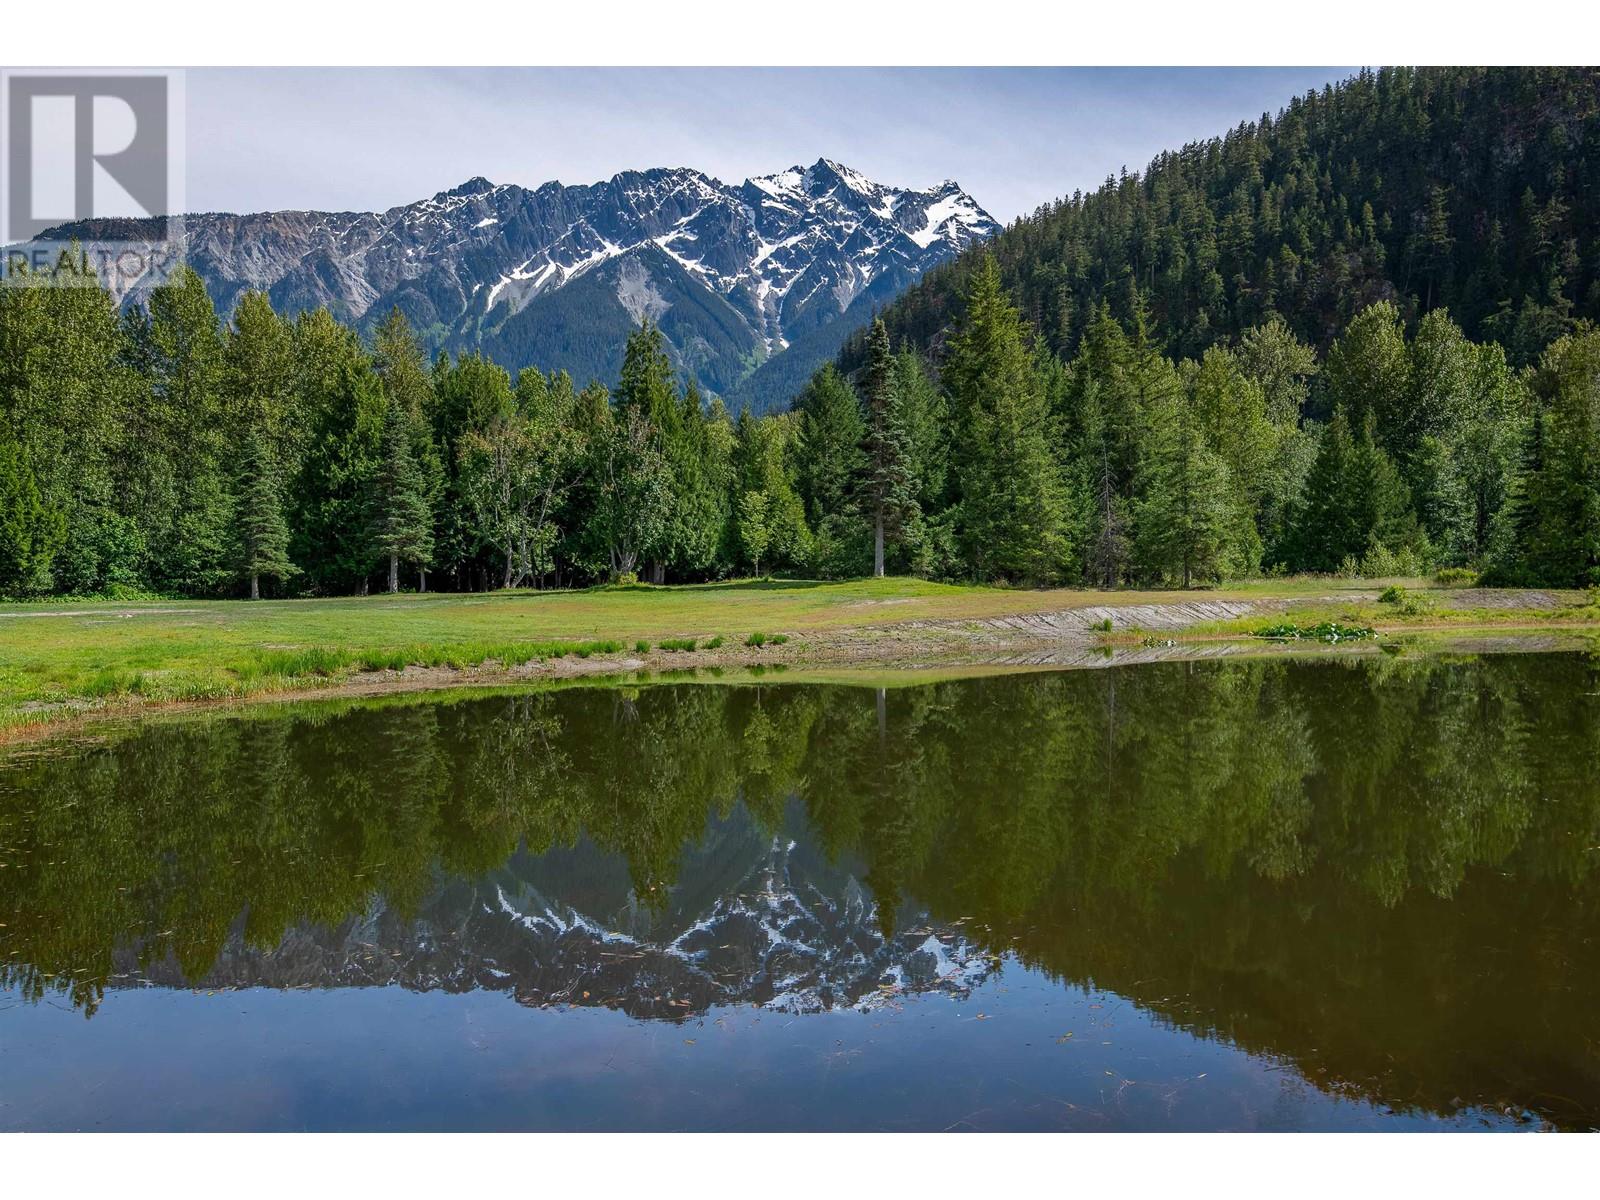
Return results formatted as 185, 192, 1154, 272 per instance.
1135, 384, 1235, 587
794, 363, 867, 578
373, 308, 444, 586
942, 256, 1068, 582
370, 391, 435, 593
860, 319, 917, 578
232, 424, 296, 600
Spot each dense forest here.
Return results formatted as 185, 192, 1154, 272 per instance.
851, 67, 1600, 372
0, 246, 1597, 598
0, 257, 837, 598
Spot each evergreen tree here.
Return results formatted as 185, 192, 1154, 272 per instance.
232, 423, 296, 600
373, 308, 445, 586
613, 322, 682, 581
371, 392, 435, 592
1135, 384, 1236, 587
663, 381, 722, 580
1292, 410, 1363, 573
1344, 416, 1427, 571
860, 319, 918, 577
1067, 302, 1144, 494
293, 349, 387, 596
942, 256, 1068, 582
1292, 408, 1422, 573
794, 363, 867, 578
892, 349, 952, 576
614, 320, 679, 428
1188, 346, 1271, 574
1072, 369, 1130, 586
1490, 407, 1547, 583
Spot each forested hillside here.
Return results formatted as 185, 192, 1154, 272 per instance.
852, 67, 1600, 373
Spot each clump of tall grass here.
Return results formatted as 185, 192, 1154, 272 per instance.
82, 668, 148, 698
478, 639, 623, 664
241, 646, 353, 680
657, 637, 697, 652
357, 647, 413, 671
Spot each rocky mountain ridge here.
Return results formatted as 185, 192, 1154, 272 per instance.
36, 158, 998, 410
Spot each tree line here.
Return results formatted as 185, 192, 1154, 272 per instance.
0, 262, 789, 597
1, 251, 1597, 597
813, 253, 1597, 588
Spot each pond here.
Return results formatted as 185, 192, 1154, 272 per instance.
2, 652, 1598, 1131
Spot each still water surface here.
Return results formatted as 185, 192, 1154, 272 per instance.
2, 653, 1598, 1131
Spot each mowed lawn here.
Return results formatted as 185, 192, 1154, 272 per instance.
0, 575, 1358, 721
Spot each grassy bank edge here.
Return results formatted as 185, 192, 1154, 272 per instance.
8, 628, 1594, 761
4, 577, 1598, 738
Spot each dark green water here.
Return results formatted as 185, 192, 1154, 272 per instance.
2, 652, 1598, 1131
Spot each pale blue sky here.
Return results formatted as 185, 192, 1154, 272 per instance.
186, 67, 1359, 223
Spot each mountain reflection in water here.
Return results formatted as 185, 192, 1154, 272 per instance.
2, 652, 1598, 1130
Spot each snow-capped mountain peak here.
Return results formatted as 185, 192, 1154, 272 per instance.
32, 158, 998, 412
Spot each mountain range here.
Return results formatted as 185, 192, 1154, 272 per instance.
37, 158, 997, 412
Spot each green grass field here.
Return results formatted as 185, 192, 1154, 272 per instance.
1, 575, 1594, 729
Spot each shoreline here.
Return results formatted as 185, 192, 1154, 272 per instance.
4, 584, 1594, 748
